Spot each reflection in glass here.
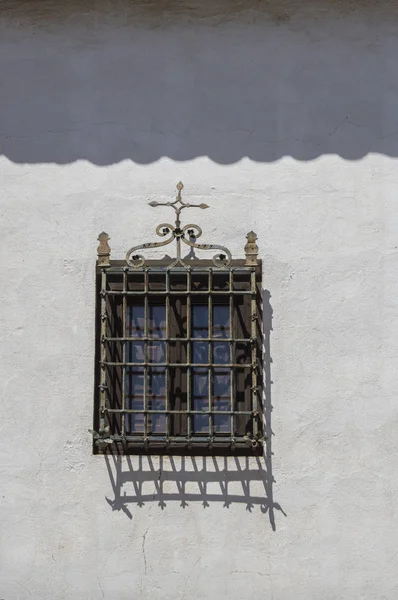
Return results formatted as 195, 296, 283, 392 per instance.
148, 341, 166, 363
148, 367, 166, 433
192, 368, 209, 433
213, 341, 230, 364
192, 305, 208, 338
149, 305, 166, 339
126, 368, 144, 432
213, 369, 231, 433
192, 341, 209, 364
213, 305, 229, 338
127, 341, 145, 363
128, 305, 145, 337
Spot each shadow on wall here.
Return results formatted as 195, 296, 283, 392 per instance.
104, 290, 286, 531
1, 0, 398, 164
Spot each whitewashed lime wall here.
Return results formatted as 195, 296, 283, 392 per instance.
1, 1, 398, 598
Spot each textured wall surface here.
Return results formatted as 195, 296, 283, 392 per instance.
1, 1, 398, 599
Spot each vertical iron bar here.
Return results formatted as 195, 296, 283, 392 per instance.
187, 268, 191, 439
208, 269, 213, 436
251, 268, 258, 438
165, 269, 170, 439
122, 269, 127, 436
100, 269, 107, 432
144, 269, 148, 438
229, 268, 234, 438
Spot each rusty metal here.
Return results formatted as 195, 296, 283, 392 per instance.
126, 182, 232, 269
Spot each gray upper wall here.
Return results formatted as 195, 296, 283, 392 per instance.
1, 0, 398, 165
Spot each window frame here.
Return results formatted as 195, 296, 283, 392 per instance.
93, 258, 263, 456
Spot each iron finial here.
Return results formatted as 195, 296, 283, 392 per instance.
244, 231, 258, 266
176, 181, 184, 198
97, 231, 111, 267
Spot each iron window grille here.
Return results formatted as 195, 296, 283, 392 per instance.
93, 183, 263, 455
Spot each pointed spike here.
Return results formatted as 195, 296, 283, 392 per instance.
148, 200, 159, 207
176, 181, 184, 192
199, 203, 209, 209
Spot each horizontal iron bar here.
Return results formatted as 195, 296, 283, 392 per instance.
102, 362, 253, 368
104, 409, 253, 415
102, 290, 253, 296
103, 337, 254, 343
108, 435, 256, 443
103, 267, 255, 274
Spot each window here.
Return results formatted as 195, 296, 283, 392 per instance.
93, 184, 263, 455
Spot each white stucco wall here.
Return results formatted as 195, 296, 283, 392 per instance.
1, 1, 398, 598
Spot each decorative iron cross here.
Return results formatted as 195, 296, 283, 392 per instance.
148, 181, 209, 229
125, 182, 232, 269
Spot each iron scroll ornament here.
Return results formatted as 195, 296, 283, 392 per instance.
125, 182, 232, 269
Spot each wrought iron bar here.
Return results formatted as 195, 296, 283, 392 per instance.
165, 270, 170, 439
251, 268, 258, 439
144, 269, 148, 437
105, 409, 253, 415
102, 290, 253, 296
122, 268, 127, 436
104, 336, 252, 343
187, 268, 192, 439
103, 362, 253, 368
229, 268, 234, 439
99, 269, 108, 432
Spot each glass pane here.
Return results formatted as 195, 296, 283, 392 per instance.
169, 367, 188, 436
148, 341, 166, 363
126, 368, 144, 404
213, 369, 231, 433
213, 412, 230, 433
130, 413, 145, 433
192, 341, 209, 364
126, 368, 144, 433
148, 367, 166, 433
149, 305, 166, 339
148, 367, 166, 399
126, 341, 145, 363
150, 414, 166, 434
192, 368, 209, 433
128, 305, 145, 338
192, 305, 208, 338
213, 341, 230, 364
213, 305, 229, 338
